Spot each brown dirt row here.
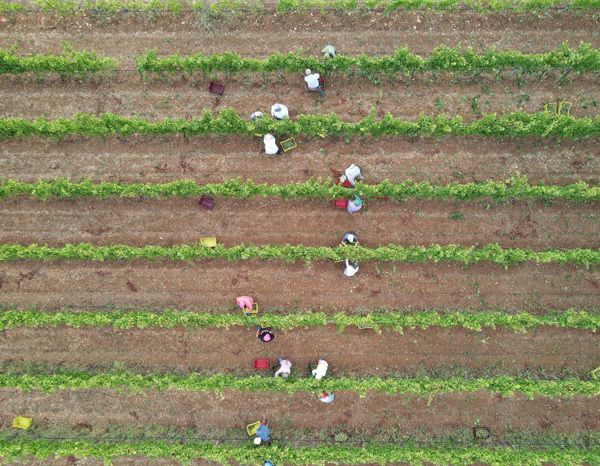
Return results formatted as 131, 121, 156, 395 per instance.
0, 11, 598, 60
1, 135, 598, 186
1, 323, 598, 377
1, 72, 598, 123
0, 260, 598, 312
1, 388, 598, 435
1, 197, 598, 250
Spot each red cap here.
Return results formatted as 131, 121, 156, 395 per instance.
322, 391, 327, 397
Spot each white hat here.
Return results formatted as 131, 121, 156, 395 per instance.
305, 68, 311, 75
347, 234, 356, 243
254, 437, 262, 445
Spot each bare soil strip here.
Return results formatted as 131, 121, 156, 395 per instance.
0, 260, 597, 311
1, 389, 598, 434
1, 11, 598, 60
1, 136, 598, 186
1, 198, 598, 250
1, 73, 598, 123
0, 324, 597, 377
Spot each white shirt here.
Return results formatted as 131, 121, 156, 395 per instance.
304, 73, 320, 89
345, 164, 362, 186
264, 134, 279, 154
274, 359, 292, 377
344, 259, 359, 276
312, 360, 328, 379
347, 199, 362, 214
320, 393, 335, 403
271, 104, 289, 120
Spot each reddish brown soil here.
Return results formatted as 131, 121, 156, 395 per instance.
0, 260, 598, 312
1, 135, 599, 186
1, 389, 599, 435
1, 324, 598, 377
1, 197, 599, 250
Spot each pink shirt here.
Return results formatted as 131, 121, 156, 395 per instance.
236, 296, 253, 310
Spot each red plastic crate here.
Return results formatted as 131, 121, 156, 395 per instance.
254, 358, 269, 370
334, 199, 349, 209
336, 177, 353, 188
209, 81, 224, 95
318, 78, 325, 89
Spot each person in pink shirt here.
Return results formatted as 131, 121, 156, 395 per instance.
237, 296, 254, 315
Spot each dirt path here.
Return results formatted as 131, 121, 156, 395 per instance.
1, 197, 598, 250
1, 10, 598, 60
1, 389, 598, 435
1, 135, 599, 186
1, 73, 598, 123
1, 324, 598, 377
0, 260, 598, 312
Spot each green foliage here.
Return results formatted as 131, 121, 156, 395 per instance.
0, 439, 598, 465
135, 42, 600, 76
0, 370, 598, 398
3, 176, 597, 202
32, 0, 184, 14
0, 242, 599, 268
0, 308, 598, 333
0, 43, 118, 76
2, 110, 600, 140
0, 2, 26, 12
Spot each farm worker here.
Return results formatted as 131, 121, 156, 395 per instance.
344, 164, 364, 186
344, 259, 359, 277
320, 391, 335, 403
237, 296, 254, 315
251, 111, 264, 121
322, 44, 336, 59
264, 133, 282, 155
304, 69, 324, 97
255, 421, 270, 443
271, 103, 289, 120
341, 232, 358, 247
347, 195, 362, 214
264, 462, 274, 466
312, 357, 328, 379
257, 325, 275, 343
274, 358, 292, 379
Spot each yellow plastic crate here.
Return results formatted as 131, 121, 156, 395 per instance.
13, 417, 32, 429
558, 101, 571, 116
543, 103, 557, 117
246, 421, 261, 436
200, 237, 217, 247
591, 365, 600, 379
281, 138, 297, 152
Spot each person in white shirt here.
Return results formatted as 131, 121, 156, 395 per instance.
320, 391, 335, 403
274, 358, 292, 379
344, 164, 364, 186
263, 133, 281, 155
271, 103, 289, 120
344, 259, 359, 277
347, 195, 362, 214
251, 111, 264, 121
312, 357, 328, 379
304, 69, 324, 96
322, 44, 336, 59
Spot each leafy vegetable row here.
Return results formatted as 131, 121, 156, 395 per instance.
23, 0, 600, 15
1, 308, 598, 333
2, 176, 598, 202
135, 42, 600, 76
1, 438, 598, 466
4, 42, 600, 76
2, 242, 600, 268
0, 43, 118, 76
2, 110, 600, 140
2, 371, 598, 397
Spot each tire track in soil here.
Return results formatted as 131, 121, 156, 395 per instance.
1, 136, 599, 186
1, 74, 599, 123
1, 11, 598, 58
1, 389, 598, 435
0, 260, 598, 311
1, 198, 598, 250
0, 325, 597, 377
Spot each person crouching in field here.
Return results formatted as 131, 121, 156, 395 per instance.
257, 325, 275, 342
264, 133, 282, 155
237, 295, 254, 315
320, 391, 334, 403
344, 259, 359, 277
304, 68, 324, 97
274, 358, 292, 379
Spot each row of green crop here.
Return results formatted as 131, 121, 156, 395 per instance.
1, 308, 598, 333
2, 242, 600, 268
1, 439, 598, 466
1, 371, 598, 397
2, 176, 598, 202
135, 43, 600, 76
2, 110, 600, 140
5, 42, 599, 75
19, 0, 600, 15
0, 43, 118, 76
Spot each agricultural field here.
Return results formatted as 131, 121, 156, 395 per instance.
0, 0, 600, 464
